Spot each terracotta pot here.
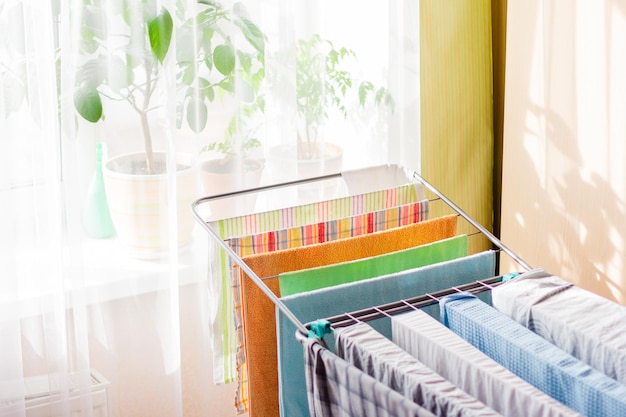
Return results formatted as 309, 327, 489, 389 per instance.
103, 152, 197, 258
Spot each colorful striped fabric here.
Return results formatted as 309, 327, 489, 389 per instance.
227, 199, 429, 413
206, 182, 423, 405
226, 200, 429, 255
216, 183, 422, 239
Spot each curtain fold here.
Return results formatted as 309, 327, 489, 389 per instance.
420, 0, 494, 255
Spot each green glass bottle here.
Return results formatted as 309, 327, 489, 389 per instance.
83, 143, 116, 238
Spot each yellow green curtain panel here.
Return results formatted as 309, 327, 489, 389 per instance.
421, 0, 494, 254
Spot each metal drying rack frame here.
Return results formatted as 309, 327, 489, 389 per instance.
191, 164, 533, 337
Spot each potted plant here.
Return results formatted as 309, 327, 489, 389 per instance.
176, 1, 266, 201
73, 0, 265, 255
268, 33, 394, 180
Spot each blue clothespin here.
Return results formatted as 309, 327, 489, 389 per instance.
503, 272, 521, 282
308, 319, 332, 339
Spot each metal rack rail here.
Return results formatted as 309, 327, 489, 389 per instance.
191, 164, 532, 336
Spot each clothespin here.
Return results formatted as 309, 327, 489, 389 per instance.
308, 319, 332, 339
503, 272, 521, 282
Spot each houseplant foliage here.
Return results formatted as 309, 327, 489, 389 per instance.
73, 0, 174, 174
295, 34, 394, 160
71, 0, 266, 254
177, 0, 266, 160
73, 0, 266, 173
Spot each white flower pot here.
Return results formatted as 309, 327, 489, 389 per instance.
103, 152, 197, 258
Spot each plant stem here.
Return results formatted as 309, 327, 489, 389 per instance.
141, 60, 154, 174
140, 110, 154, 173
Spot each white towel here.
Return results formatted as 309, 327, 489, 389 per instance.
492, 270, 626, 384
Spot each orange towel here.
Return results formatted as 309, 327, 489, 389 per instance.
239, 214, 458, 417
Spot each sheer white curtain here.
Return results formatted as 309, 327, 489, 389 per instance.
254, 0, 420, 186
1, 0, 419, 416
1, 0, 215, 416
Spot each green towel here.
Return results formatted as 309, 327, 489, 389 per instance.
278, 234, 468, 296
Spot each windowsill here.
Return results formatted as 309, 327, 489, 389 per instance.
3, 226, 209, 320
80, 225, 209, 304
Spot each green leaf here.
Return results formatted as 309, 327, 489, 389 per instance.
148, 7, 173, 63
214, 44, 235, 76
197, 0, 221, 6
75, 58, 106, 89
236, 80, 254, 103
234, 16, 265, 55
186, 97, 208, 133
358, 81, 374, 106
79, 24, 98, 55
74, 86, 103, 123
219, 79, 234, 93
182, 63, 196, 85
198, 78, 215, 101
107, 56, 132, 93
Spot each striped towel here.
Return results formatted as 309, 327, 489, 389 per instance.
226, 200, 428, 412
335, 322, 502, 416
303, 337, 436, 417
392, 308, 581, 417
440, 293, 626, 417
207, 182, 422, 388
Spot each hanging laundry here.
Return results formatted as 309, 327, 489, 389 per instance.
207, 182, 422, 390
440, 293, 626, 417
278, 250, 496, 417
227, 200, 429, 412
335, 322, 502, 417
303, 337, 437, 417
278, 234, 468, 296
392, 307, 580, 417
240, 215, 458, 417
492, 269, 626, 385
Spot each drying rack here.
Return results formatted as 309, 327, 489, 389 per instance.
191, 164, 533, 337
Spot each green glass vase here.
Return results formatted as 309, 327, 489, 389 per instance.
83, 143, 116, 238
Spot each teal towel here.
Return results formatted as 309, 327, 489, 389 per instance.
277, 250, 496, 417
279, 235, 468, 296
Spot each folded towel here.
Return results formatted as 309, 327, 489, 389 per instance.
492, 270, 626, 385
241, 215, 458, 417
440, 293, 626, 417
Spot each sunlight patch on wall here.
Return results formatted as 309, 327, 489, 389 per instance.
575, 0, 607, 185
